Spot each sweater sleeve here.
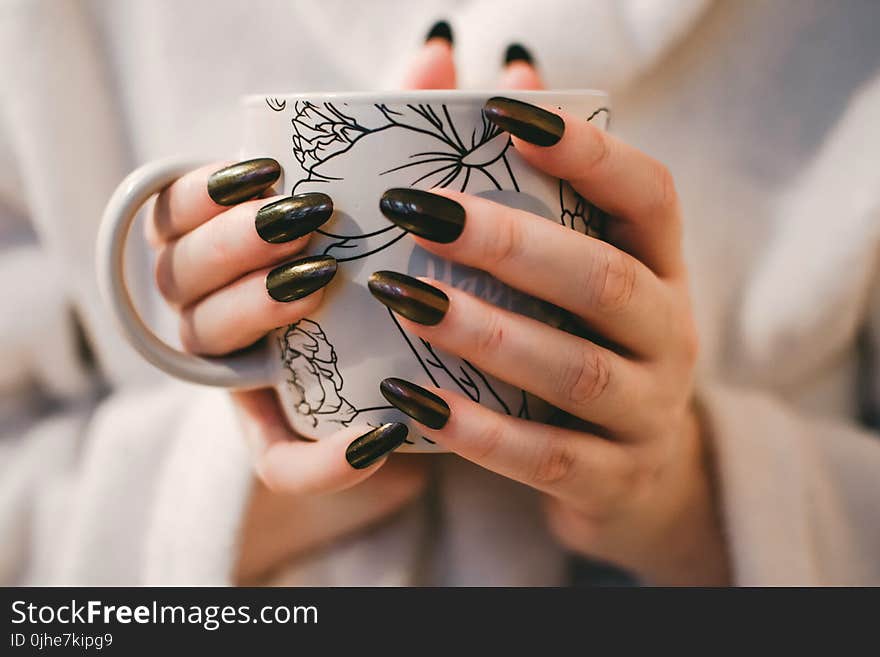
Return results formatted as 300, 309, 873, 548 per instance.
699, 382, 880, 585
0, 383, 254, 586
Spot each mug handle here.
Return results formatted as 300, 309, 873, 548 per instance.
96, 156, 275, 389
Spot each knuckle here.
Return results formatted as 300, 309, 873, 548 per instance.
177, 314, 203, 354
269, 289, 322, 330
148, 192, 173, 244
143, 198, 161, 246
649, 160, 679, 214
590, 250, 636, 314
530, 441, 576, 486
486, 214, 523, 266
178, 305, 236, 356
559, 347, 611, 405
472, 416, 506, 461
582, 125, 612, 176
153, 247, 180, 304
206, 216, 235, 272
256, 458, 288, 494
476, 308, 506, 354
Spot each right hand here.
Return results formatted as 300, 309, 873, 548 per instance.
145, 23, 536, 583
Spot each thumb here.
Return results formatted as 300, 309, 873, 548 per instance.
497, 43, 545, 90
401, 20, 457, 90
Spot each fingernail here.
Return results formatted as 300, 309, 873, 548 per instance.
266, 254, 337, 302
256, 193, 333, 244
381, 378, 450, 429
346, 423, 409, 469
504, 43, 534, 66
207, 158, 281, 206
379, 188, 465, 243
483, 97, 564, 147
368, 271, 449, 326
425, 20, 453, 45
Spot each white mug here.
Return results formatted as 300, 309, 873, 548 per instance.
97, 90, 610, 452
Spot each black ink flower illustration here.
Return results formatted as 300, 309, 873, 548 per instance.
382, 306, 532, 420
288, 103, 522, 263
372, 104, 518, 192
266, 97, 286, 112
278, 319, 359, 428
290, 101, 371, 174
272, 101, 610, 439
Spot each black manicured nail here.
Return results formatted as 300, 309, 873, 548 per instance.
379, 188, 465, 244
381, 378, 450, 429
207, 158, 281, 206
425, 20, 453, 44
255, 193, 333, 244
346, 423, 409, 469
504, 43, 534, 66
368, 271, 449, 326
483, 97, 564, 147
266, 255, 337, 302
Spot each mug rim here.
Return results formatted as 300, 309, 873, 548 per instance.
244, 88, 609, 106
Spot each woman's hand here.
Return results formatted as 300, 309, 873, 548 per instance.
371, 64, 729, 585
143, 23, 474, 583
144, 154, 431, 582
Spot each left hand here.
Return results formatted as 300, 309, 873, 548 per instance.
372, 51, 730, 585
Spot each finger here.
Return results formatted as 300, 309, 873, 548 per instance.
234, 389, 409, 495
367, 272, 653, 437
154, 193, 332, 307
379, 188, 670, 357
147, 158, 281, 245
378, 380, 634, 511
483, 98, 683, 278
180, 255, 336, 355
401, 20, 456, 90
497, 43, 545, 90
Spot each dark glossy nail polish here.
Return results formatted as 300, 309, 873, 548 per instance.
255, 193, 333, 244
426, 20, 453, 44
379, 188, 465, 243
368, 271, 449, 326
266, 255, 337, 302
207, 158, 281, 206
504, 43, 534, 66
381, 378, 450, 429
483, 97, 564, 147
346, 423, 409, 469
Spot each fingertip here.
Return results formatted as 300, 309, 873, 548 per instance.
504, 43, 533, 66
257, 424, 390, 495
344, 422, 410, 470
499, 43, 544, 90
403, 21, 456, 90
499, 63, 545, 91
425, 20, 453, 45
408, 386, 476, 452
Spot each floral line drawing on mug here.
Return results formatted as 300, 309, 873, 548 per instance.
288, 100, 525, 263
279, 319, 366, 429
267, 99, 611, 442
384, 305, 530, 418
277, 317, 421, 445
96, 90, 611, 452
265, 97, 287, 112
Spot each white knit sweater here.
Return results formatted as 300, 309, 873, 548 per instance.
1, 0, 879, 585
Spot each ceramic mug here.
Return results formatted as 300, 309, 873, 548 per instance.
97, 90, 610, 452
